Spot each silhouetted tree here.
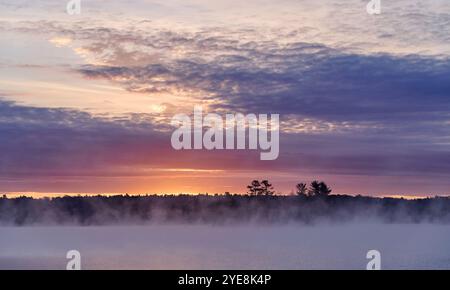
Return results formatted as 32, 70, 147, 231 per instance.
295, 183, 308, 196
308, 181, 320, 197
247, 180, 262, 196
308, 181, 332, 197
260, 180, 275, 196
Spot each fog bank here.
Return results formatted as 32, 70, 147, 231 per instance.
1, 195, 450, 226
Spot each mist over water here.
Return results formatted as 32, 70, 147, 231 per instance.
1, 224, 450, 270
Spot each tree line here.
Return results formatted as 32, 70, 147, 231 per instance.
2, 191, 450, 225
247, 180, 332, 197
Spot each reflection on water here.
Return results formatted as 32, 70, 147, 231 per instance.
1, 224, 450, 270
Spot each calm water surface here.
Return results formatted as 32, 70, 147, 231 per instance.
1, 224, 450, 269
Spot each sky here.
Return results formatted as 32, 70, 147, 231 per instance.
0, 0, 450, 197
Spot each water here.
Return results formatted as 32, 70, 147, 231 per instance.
1, 224, 450, 270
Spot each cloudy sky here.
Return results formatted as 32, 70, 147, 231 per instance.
0, 0, 450, 196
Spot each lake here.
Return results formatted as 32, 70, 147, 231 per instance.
1, 224, 450, 269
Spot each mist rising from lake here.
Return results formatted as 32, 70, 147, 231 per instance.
1, 224, 450, 270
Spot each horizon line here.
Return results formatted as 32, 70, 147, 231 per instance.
2, 192, 447, 201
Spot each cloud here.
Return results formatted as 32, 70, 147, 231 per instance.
49, 37, 72, 48
5, 18, 450, 185
0, 99, 168, 175
1, 0, 450, 194
1, 97, 450, 184
0, 99, 264, 176
76, 40, 450, 128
